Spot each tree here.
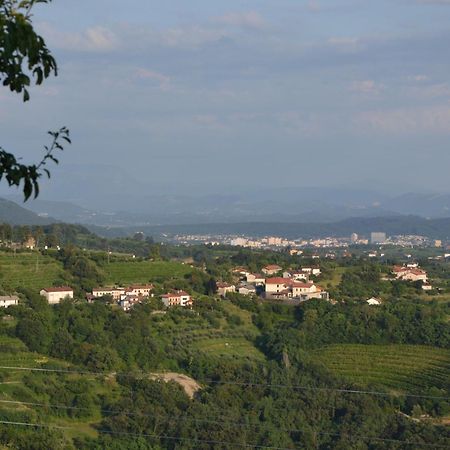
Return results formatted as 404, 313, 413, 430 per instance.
0, 0, 70, 199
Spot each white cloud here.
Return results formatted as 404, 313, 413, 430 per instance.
213, 11, 266, 29
351, 80, 385, 95
407, 74, 429, 82
135, 69, 171, 90
40, 24, 118, 52
355, 106, 450, 134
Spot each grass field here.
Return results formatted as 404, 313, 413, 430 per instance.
103, 260, 193, 284
0, 252, 67, 292
193, 337, 266, 361
311, 344, 450, 392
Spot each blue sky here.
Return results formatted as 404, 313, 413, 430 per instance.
1, 0, 450, 200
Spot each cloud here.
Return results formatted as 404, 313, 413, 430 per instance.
213, 11, 266, 29
355, 106, 450, 134
407, 74, 429, 82
351, 80, 385, 95
135, 69, 171, 90
307, 1, 322, 12
40, 24, 118, 52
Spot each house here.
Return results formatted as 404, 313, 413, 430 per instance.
283, 270, 309, 281
246, 273, 265, 285
261, 264, 282, 275
40, 287, 74, 305
237, 283, 257, 296
92, 287, 126, 300
366, 297, 382, 306
232, 267, 249, 276
301, 267, 321, 276
216, 282, 236, 297
265, 278, 328, 301
161, 291, 192, 308
0, 295, 19, 308
125, 284, 154, 297
23, 236, 36, 249
421, 282, 433, 291
392, 266, 428, 282
119, 295, 141, 311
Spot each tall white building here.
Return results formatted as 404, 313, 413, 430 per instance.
370, 232, 386, 244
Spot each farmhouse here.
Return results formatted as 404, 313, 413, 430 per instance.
237, 283, 257, 296
125, 284, 154, 296
216, 282, 236, 297
392, 266, 428, 282
246, 273, 265, 285
119, 295, 141, 311
262, 264, 282, 275
40, 287, 74, 305
0, 295, 19, 308
265, 278, 328, 301
92, 287, 125, 300
161, 291, 192, 308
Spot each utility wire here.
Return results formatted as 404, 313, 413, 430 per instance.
0, 365, 447, 400
0, 418, 447, 449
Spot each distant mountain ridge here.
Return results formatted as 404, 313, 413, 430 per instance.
0, 198, 55, 225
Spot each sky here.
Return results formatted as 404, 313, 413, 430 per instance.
1, 0, 450, 203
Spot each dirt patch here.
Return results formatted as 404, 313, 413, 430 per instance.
150, 372, 202, 399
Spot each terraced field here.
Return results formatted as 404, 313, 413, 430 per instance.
0, 252, 67, 292
312, 344, 450, 392
103, 260, 193, 285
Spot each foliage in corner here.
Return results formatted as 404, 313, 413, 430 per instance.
0, 127, 71, 200
0, 0, 57, 101
0, 0, 71, 200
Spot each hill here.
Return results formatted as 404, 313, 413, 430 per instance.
0, 198, 55, 225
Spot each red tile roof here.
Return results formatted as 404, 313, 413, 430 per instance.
42, 287, 73, 293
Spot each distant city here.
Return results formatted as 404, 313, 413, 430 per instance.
167, 232, 444, 250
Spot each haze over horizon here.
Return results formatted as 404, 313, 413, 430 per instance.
2, 0, 450, 204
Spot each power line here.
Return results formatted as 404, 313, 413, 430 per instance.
0, 417, 447, 449
0, 365, 447, 400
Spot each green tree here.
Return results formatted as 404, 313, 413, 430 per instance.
0, 0, 70, 199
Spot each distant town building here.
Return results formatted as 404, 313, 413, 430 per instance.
92, 287, 126, 300
40, 287, 74, 305
0, 295, 19, 308
370, 232, 387, 244
434, 240, 442, 248
246, 273, 266, 285
351, 233, 358, 243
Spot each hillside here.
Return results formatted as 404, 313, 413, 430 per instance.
0, 198, 55, 225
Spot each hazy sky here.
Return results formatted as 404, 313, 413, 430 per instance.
2, 0, 450, 199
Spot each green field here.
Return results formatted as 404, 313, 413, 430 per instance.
0, 252, 67, 292
103, 260, 193, 285
193, 337, 265, 361
312, 344, 450, 392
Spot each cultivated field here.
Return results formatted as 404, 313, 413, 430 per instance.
0, 252, 67, 292
312, 344, 450, 392
103, 260, 193, 285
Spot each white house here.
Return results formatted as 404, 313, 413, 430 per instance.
216, 282, 236, 297
366, 297, 382, 306
237, 284, 257, 296
0, 295, 19, 308
161, 291, 192, 308
119, 295, 141, 311
262, 265, 282, 275
125, 284, 154, 297
246, 273, 265, 285
265, 278, 328, 301
40, 287, 74, 305
92, 287, 125, 300
392, 266, 428, 282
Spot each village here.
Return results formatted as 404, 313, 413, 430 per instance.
0, 260, 435, 312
